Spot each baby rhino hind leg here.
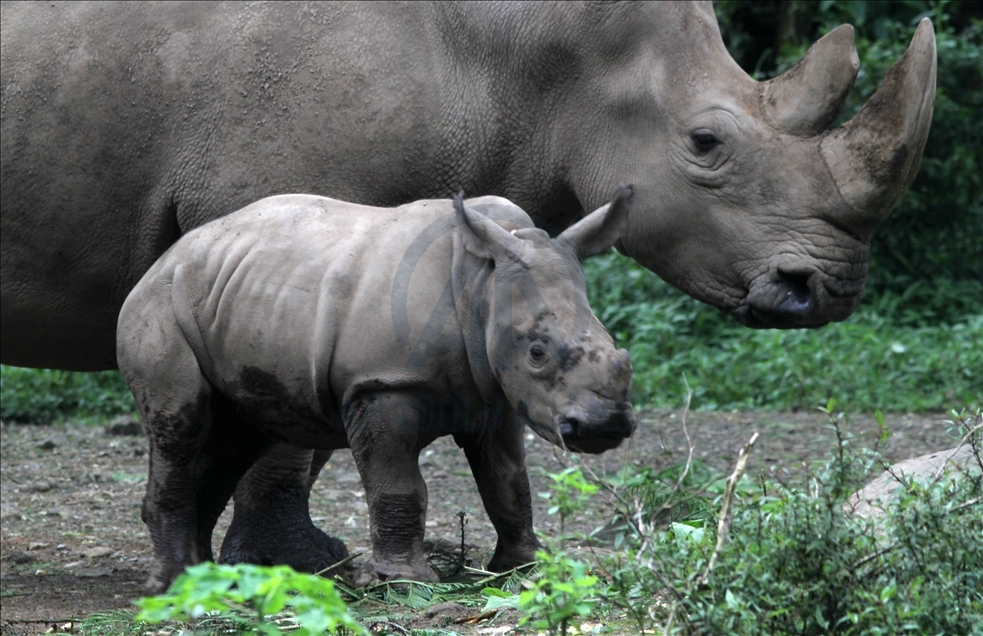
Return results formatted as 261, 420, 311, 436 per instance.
118, 291, 218, 593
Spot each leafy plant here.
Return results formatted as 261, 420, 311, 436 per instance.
587, 404, 983, 635
0, 365, 135, 423
518, 549, 600, 636
135, 562, 366, 635
538, 466, 601, 538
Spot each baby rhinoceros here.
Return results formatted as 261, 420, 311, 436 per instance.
117, 187, 636, 591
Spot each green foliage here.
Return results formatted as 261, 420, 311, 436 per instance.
716, 0, 983, 300
520, 466, 603, 635
676, 410, 983, 634
518, 549, 600, 636
585, 252, 983, 412
584, 406, 983, 635
0, 365, 135, 423
538, 466, 601, 536
135, 562, 366, 635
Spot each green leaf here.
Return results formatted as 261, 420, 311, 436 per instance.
482, 594, 521, 613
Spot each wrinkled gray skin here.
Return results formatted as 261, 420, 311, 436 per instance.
117, 190, 635, 591
2, 2, 936, 580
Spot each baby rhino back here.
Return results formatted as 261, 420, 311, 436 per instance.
123, 194, 453, 446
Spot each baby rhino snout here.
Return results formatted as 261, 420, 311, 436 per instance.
558, 393, 635, 454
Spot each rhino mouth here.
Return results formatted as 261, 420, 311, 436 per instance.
735, 269, 863, 329
555, 406, 635, 455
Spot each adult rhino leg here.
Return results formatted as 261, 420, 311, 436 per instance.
346, 393, 437, 582
192, 396, 272, 562
455, 410, 541, 572
219, 443, 349, 573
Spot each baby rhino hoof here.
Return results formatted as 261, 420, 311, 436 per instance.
144, 560, 189, 595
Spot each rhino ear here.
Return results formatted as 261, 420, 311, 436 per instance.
558, 185, 634, 260
454, 193, 529, 268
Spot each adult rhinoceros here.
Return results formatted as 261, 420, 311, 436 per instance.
1, 2, 935, 575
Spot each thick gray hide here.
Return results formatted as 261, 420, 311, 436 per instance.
2, 0, 936, 587
1, 2, 936, 371
117, 193, 635, 591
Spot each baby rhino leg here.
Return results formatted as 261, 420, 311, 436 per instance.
118, 297, 215, 593
346, 393, 436, 582
456, 411, 541, 572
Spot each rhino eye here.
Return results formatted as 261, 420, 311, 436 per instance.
691, 129, 719, 152
529, 344, 547, 366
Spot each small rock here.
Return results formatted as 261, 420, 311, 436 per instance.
8, 550, 34, 564
28, 542, 48, 551
39, 438, 57, 450
105, 415, 143, 437
849, 445, 980, 522
28, 480, 52, 493
423, 602, 471, 620
76, 567, 111, 578
82, 546, 114, 559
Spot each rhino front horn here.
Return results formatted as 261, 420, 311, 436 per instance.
762, 24, 859, 136
820, 18, 936, 231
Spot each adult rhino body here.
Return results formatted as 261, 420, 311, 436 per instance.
2, 1, 936, 579
1, 1, 936, 371
117, 191, 635, 591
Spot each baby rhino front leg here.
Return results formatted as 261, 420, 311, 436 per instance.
346, 392, 436, 582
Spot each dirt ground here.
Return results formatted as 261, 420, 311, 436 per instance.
0, 409, 960, 634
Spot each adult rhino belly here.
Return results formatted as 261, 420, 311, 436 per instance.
0, 198, 181, 371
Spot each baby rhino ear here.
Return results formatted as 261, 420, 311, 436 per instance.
455, 193, 529, 268
557, 184, 634, 260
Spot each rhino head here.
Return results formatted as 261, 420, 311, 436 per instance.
456, 187, 636, 454
560, 3, 937, 328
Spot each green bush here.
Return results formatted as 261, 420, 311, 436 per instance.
0, 365, 135, 423
135, 562, 366, 635
677, 412, 983, 634
528, 407, 983, 635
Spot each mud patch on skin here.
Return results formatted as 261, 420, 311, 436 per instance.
556, 343, 584, 372
236, 366, 344, 447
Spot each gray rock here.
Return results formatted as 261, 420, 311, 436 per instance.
849, 445, 980, 520
8, 550, 34, 564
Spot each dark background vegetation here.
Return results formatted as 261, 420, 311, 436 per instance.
1, 0, 980, 420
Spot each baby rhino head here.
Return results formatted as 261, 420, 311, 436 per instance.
456, 186, 636, 454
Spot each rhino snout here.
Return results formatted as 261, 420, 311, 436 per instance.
557, 398, 635, 455
739, 266, 862, 329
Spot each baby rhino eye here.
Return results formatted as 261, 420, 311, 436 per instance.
529, 343, 547, 365
692, 129, 719, 152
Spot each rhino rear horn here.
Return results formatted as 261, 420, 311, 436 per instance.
820, 18, 936, 229
762, 24, 859, 136
454, 193, 529, 268
558, 185, 634, 260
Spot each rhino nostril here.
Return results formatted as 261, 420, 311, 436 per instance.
776, 271, 813, 310
558, 416, 581, 437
